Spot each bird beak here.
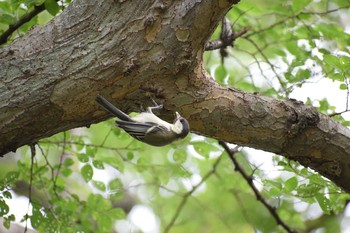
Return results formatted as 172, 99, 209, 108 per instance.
175, 112, 181, 120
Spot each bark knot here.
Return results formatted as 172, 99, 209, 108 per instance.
286, 100, 320, 138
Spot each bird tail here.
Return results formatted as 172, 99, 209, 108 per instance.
95, 95, 131, 121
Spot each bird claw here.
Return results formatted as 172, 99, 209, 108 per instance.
147, 99, 163, 112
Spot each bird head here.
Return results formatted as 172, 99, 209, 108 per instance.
173, 112, 190, 138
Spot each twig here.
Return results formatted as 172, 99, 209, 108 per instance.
243, 37, 288, 96
40, 140, 139, 151
218, 141, 297, 233
24, 144, 36, 233
37, 144, 55, 180
205, 25, 251, 51
329, 110, 350, 117
53, 132, 67, 195
246, 5, 350, 39
0, 4, 46, 45
163, 155, 223, 233
100, 128, 113, 146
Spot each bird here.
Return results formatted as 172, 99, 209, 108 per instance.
95, 95, 190, 146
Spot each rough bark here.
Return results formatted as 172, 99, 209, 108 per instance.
1, 0, 350, 192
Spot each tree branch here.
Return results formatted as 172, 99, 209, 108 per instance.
24, 144, 36, 233
0, 4, 46, 45
218, 141, 297, 233
205, 23, 251, 51
164, 155, 223, 233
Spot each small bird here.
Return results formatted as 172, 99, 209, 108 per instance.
95, 95, 190, 146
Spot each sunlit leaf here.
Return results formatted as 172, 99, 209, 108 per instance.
63, 158, 74, 167
92, 160, 104, 169
0, 199, 9, 216
81, 164, 93, 182
173, 149, 187, 163
192, 141, 219, 159
92, 180, 106, 191
108, 178, 123, 192
61, 167, 73, 177
284, 177, 298, 192
214, 65, 227, 85
44, 0, 60, 16
339, 83, 347, 90
292, 0, 312, 13
315, 193, 331, 214
77, 153, 89, 163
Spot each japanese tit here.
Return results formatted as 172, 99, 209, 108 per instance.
96, 95, 190, 146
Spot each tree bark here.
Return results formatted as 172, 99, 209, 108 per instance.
1, 0, 350, 192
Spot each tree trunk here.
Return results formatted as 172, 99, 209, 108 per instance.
1, 0, 350, 192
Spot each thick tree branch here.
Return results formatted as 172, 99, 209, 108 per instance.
0, 0, 234, 155
1, 0, 350, 193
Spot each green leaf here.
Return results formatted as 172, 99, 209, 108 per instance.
270, 3, 292, 16
61, 167, 73, 177
339, 56, 350, 68
265, 179, 283, 190
97, 214, 112, 231
284, 177, 298, 191
136, 157, 148, 172
339, 83, 347, 90
3, 171, 19, 185
81, 164, 93, 182
63, 158, 74, 167
324, 54, 342, 70
294, 69, 310, 82
173, 149, 187, 163
3, 191, 12, 199
214, 65, 227, 85
92, 160, 105, 169
44, 0, 60, 16
0, 2, 11, 12
77, 153, 89, 163
108, 178, 124, 200
268, 187, 281, 196
86, 146, 97, 158
330, 73, 344, 82
108, 178, 123, 192
7, 214, 15, 221
292, 0, 312, 13
285, 41, 299, 56
55, 176, 66, 191
108, 208, 125, 219
127, 152, 134, 160
2, 214, 14, 229
318, 98, 330, 113
0, 10, 16, 25
3, 218, 10, 229
192, 141, 219, 159
0, 199, 9, 216
315, 193, 331, 214
25, 0, 46, 7
92, 180, 106, 191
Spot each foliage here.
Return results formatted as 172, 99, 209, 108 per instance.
1, 0, 350, 232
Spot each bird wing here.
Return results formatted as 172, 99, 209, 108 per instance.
116, 120, 167, 139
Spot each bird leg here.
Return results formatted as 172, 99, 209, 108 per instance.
147, 99, 163, 113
